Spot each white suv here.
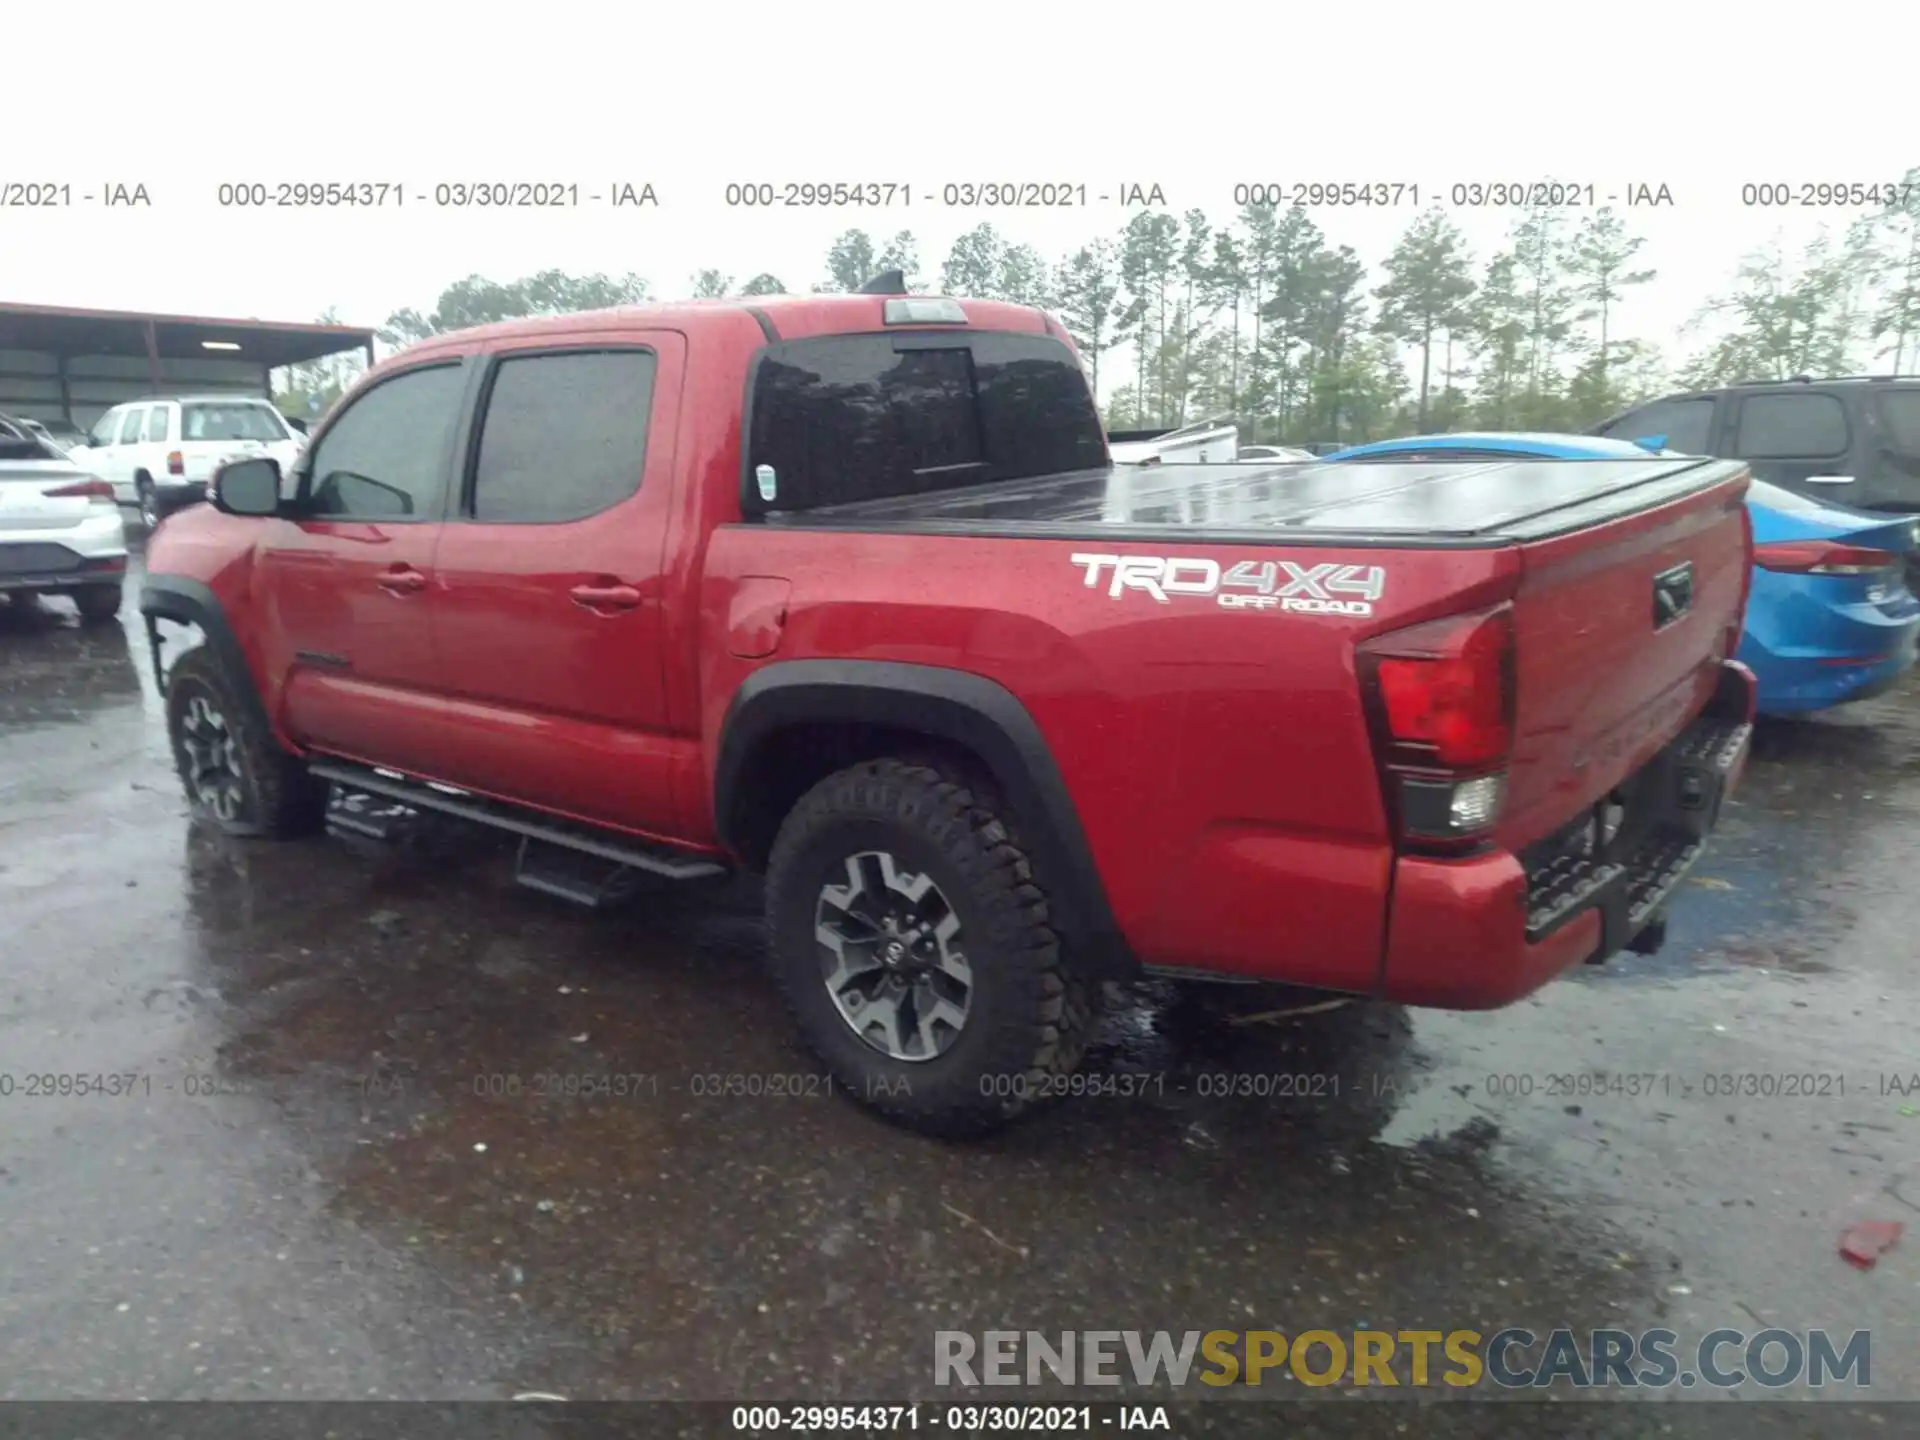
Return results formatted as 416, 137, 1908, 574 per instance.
72, 395, 305, 530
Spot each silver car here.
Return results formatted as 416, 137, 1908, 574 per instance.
0, 413, 129, 624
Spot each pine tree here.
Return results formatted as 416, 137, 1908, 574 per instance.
1054, 241, 1122, 397
821, 230, 878, 292
1373, 208, 1476, 428
941, 224, 1007, 298
1566, 209, 1656, 396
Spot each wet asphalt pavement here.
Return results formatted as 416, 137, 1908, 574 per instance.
1, 551, 1915, 1437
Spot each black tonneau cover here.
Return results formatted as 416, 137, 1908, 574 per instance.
760, 456, 1750, 549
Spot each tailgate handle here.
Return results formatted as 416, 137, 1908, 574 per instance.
1652, 562, 1694, 630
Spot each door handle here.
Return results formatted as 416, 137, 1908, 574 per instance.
378, 567, 428, 594
570, 581, 643, 611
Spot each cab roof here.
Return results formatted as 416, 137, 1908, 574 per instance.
396, 293, 1059, 360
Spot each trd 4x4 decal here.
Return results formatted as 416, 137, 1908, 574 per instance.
1070, 554, 1386, 616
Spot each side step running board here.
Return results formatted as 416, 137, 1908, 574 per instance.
327, 788, 418, 843
513, 837, 647, 909
308, 760, 729, 883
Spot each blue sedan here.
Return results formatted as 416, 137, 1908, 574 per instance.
1323, 432, 1920, 716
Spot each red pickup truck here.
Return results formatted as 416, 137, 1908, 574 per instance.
139, 285, 1757, 1135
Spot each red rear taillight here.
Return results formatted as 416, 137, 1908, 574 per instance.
1752, 541, 1896, 575
1364, 607, 1515, 767
167, 450, 185, 476
42, 478, 116, 506
1358, 604, 1516, 851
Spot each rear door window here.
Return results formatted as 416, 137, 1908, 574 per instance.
744, 330, 1107, 515
1596, 397, 1716, 454
0, 416, 41, 460
1731, 392, 1849, 459
1877, 389, 1920, 462
468, 349, 657, 523
146, 407, 170, 443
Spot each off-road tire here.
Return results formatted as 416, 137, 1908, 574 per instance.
73, 584, 123, 624
136, 475, 159, 532
165, 646, 330, 839
765, 758, 1097, 1137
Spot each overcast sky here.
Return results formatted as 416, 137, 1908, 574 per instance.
6, 1, 1915, 384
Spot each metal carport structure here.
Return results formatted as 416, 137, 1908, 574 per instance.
0, 302, 376, 429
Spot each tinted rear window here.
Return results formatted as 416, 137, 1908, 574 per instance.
1733, 392, 1849, 458
470, 350, 656, 523
743, 331, 1106, 515
1878, 390, 1920, 459
182, 403, 288, 443
1597, 397, 1715, 454
0, 417, 55, 461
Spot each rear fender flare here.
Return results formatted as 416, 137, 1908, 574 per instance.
714, 660, 1132, 973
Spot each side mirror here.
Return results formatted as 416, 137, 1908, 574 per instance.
1631, 434, 1669, 453
285, 416, 309, 435
211, 456, 283, 517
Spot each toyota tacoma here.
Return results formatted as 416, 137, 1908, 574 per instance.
139, 281, 1757, 1135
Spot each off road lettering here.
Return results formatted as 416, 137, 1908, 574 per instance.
1070, 554, 1385, 615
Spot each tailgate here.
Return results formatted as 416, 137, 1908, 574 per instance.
1497, 467, 1752, 852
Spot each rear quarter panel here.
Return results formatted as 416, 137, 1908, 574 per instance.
697, 529, 1521, 989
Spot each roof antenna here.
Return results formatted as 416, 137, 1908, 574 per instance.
857, 270, 908, 295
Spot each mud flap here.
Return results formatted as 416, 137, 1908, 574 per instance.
144, 613, 168, 692
1625, 913, 1669, 956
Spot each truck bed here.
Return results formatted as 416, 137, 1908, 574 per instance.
761, 455, 1750, 547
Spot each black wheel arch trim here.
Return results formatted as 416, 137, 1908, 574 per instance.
714, 659, 1135, 976
138, 574, 274, 737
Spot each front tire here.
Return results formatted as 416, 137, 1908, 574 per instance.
164, 646, 330, 838
765, 759, 1097, 1137
136, 475, 159, 531
73, 584, 123, 624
